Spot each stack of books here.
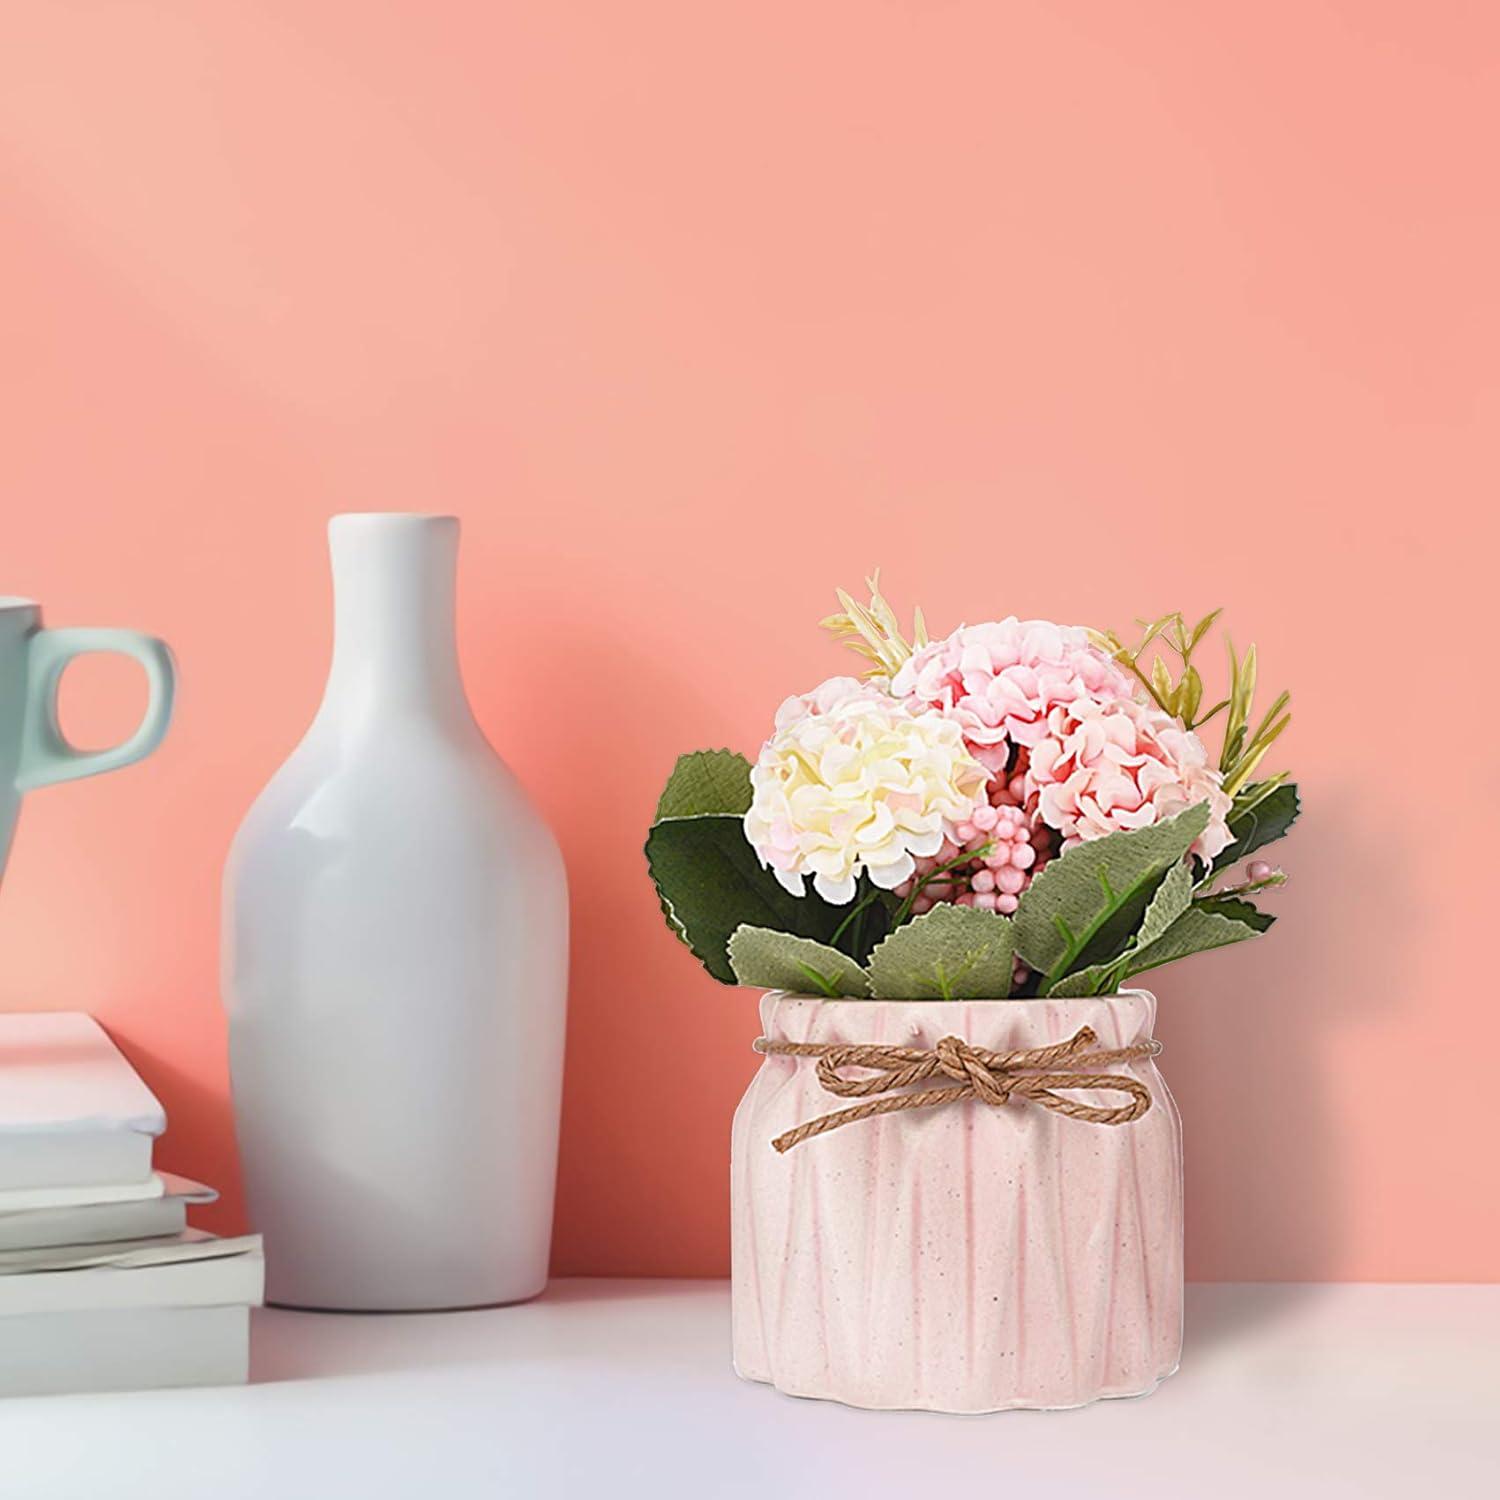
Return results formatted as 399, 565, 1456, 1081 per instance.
0, 1012, 263, 1398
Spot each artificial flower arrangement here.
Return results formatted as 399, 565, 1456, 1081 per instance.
648, 578, 1298, 1414
647, 578, 1296, 1003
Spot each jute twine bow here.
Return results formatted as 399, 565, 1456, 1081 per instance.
754, 1026, 1160, 1154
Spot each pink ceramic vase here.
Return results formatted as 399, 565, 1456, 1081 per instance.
731, 989, 1183, 1412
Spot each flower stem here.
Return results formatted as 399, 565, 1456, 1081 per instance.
1119, 655, 1171, 713
892, 842, 995, 927
1202, 871, 1287, 900
828, 884, 881, 949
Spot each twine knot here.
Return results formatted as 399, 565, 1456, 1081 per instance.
934, 1034, 1013, 1105
755, 1025, 1160, 1154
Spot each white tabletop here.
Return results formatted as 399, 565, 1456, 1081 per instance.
1, 1280, 1494, 1498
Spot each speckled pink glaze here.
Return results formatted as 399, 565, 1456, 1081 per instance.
731, 990, 1183, 1412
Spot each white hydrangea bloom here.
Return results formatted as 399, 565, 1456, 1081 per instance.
743, 681, 988, 905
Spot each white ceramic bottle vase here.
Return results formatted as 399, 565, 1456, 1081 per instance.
223, 514, 569, 1310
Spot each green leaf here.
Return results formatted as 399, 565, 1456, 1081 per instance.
1179, 664, 1203, 723
1189, 608, 1223, 650
1239, 643, 1258, 718
1135, 860, 1195, 949
1136, 615, 1174, 654
1123, 898, 1270, 979
1194, 895, 1276, 932
727, 926, 870, 997
866, 905, 1015, 999
1013, 803, 1210, 988
1066, 866, 1170, 974
1046, 962, 1120, 997
1039, 860, 1194, 997
1212, 782, 1301, 874
653, 750, 753, 822
645, 815, 845, 983
1230, 772, 1287, 819
825, 881, 896, 965
1222, 638, 1246, 772
1151, 656, 1174, 707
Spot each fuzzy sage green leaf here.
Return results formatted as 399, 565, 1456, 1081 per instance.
1040, 860, 1194, 997
1122, 897, 1270, 976
1014, 802, 1209, 989
1134, 860, 1195, 949
865, 904, 1015, 999
727, 926, 870, 998
653, 750, 753, 822
1045, 962, 1121, 998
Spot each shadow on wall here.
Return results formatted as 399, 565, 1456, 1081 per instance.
462, 596, 759, 1279
137, 571, 1381, 1298
1158, 788, 1397, 1333
114, 1028, 245, 1240
463, 585, 1389, 1290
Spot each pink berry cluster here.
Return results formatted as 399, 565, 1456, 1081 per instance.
893, 756, 1057, 916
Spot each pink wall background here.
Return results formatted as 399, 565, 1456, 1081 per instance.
2, 4, 1496, 1282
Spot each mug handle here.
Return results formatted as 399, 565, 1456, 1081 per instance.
16, 628, 177, 791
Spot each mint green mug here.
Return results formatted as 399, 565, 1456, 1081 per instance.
0, 598, 176, 874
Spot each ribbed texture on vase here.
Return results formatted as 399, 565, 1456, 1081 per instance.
731, 991, 1183, 1412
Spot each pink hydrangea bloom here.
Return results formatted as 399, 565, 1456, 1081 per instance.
1026, 696, 1233, 860
891, 618, 1136, 771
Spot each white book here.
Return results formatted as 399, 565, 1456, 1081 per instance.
0, 1235, 263, 1398
0, 1013, 164, 1192
0, 1172, 215, 1253
0, 1236, 264, 1318
0, 1172, 167, 1214
0, 1304, 250, 1398
0, 1228, 259, 1277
